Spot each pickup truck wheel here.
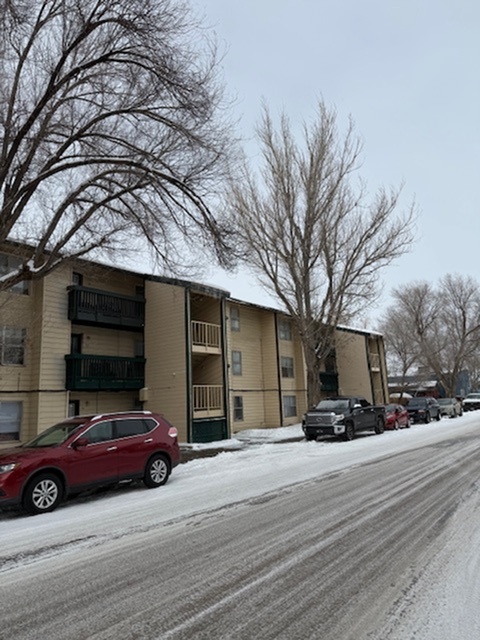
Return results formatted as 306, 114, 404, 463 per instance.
305, 433, 317, 441
343, 423, 355, 441
375, 417, 385, 434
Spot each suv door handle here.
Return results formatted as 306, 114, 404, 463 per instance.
107, 446, 117, 452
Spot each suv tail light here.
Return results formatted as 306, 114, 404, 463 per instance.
168, 426, 178, 438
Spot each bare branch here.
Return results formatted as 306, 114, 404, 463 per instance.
229, 99, 415, 404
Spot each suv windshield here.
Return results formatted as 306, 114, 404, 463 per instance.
316, 399, 350, 411
407, 398, 427, 407
23, 421, 86, 448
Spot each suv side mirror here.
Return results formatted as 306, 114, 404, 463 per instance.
72, 436, 89, 449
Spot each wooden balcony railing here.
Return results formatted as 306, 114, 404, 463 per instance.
65, 354, 145, 390
68, 286, 145, 330
191, 321, 221, 350
193, 385, 223, 413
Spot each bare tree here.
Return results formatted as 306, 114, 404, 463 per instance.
379, 306, 419, 395
386, 275, 480, 396
229, 101, 415, 405
0, 0, 235, 291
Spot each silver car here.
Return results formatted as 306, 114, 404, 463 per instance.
437, 397, 463, 418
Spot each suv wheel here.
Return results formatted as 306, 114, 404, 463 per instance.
143, 454, 170, 488
23, 473, 63, 515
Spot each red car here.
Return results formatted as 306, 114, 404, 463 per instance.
384, 404, 411, 430
0, 411, 180, 515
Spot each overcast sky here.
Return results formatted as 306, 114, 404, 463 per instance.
190, 0, 480, 322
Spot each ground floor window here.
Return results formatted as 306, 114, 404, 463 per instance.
233, 396, 244, 421
283, 395, 297, 418
0, 401, 22, 441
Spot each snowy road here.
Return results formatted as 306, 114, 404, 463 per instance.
2, 414, 480, 639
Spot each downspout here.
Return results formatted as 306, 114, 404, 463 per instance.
184, 289, 192, 443
220, 297, 230, 438
365, 336, 376, 403
274, 313, 284, 425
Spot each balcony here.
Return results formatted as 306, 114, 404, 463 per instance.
191, 321, 221, 354
65, 354, 145, 390
68, 286, 145, 330
193, 385, 224, 417
320, 372, 338, 392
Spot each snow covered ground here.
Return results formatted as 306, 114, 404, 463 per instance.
2, 413, 480, 638
1, 413, 479, 562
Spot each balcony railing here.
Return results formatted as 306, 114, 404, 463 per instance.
320, 371, 338, 392
65, 354, 145, 390
191, 321, 221, 350
193, 385, 223, 414
369, 353, 381, 370
68, 286, 145, 330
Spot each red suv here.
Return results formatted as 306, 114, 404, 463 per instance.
0, 411, 180, 515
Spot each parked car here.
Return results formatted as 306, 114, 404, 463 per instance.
302, 396, 385, 441
406, 397, 441, 424
437, 397, 463, 418
384, 403, 411, 429
461, 393, 480, 411
0, 411, 180, 515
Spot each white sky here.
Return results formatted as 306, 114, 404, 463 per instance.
189, 0, 480, 319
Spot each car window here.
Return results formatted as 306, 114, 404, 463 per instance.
85, 421, 114, 444
360, 399, 371, 407
115, 418, 149, 438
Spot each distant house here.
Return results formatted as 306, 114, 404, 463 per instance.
388, 370, 471, 400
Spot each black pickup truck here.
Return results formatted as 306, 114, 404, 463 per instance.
302, 396, 386, 441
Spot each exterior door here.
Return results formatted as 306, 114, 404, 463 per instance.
114, 418, 158, 478
67, 420, 119, 487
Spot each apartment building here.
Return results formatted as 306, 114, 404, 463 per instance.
0, 245, 388, 446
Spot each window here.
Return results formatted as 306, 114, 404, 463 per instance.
0, 327, 26, 365
281, 356, 294, 378
233, 396, 244, 421
232, 350, 242, 375
230, 306, 240, 331
0, 253, 28, 294
0, 401, 22, 441
115, 418, 150, 438
283, 395, 297, 418
85, 421, 114, 444
278, 319, 292, 341
72, 272, 83, 286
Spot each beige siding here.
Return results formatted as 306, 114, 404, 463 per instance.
69, 391, 138, 416
335, 330, 373, 401
143, 281, 188, 440
71, 324, 139, 357
228, 304, 269, 430
70, 263, 144, 297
